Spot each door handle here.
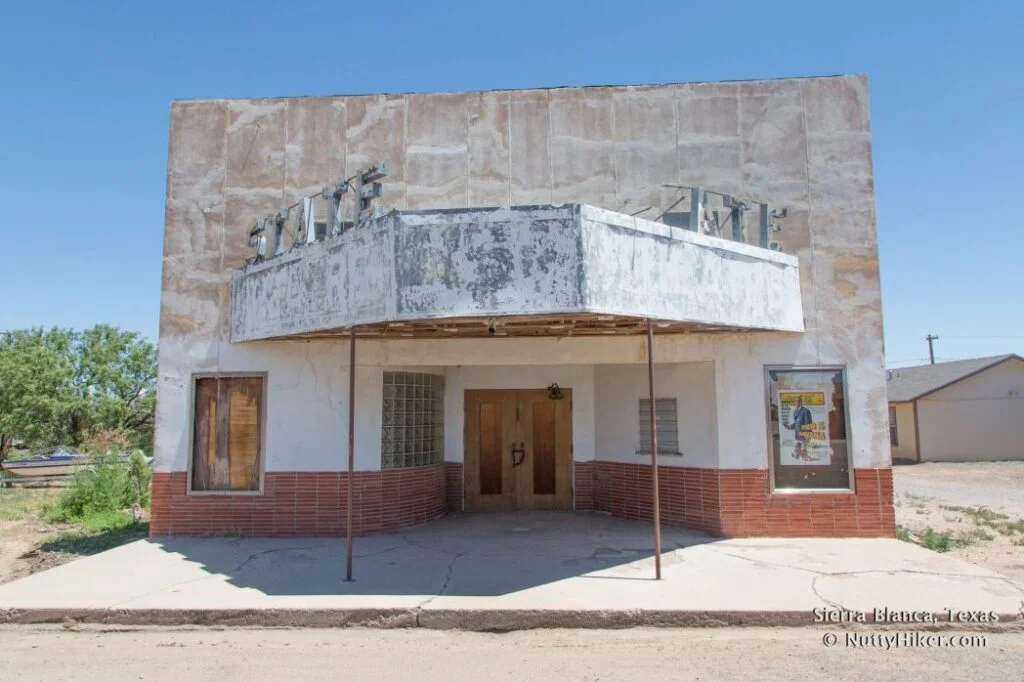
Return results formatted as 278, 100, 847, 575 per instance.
511, 442, 525, 467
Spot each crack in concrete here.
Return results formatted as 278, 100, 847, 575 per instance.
229, 545, 321, 575
810, 575, 849, 611
105, 544, 320, 611
352, 543, 414, 560
412, 550, 467, 622
353, 535, 460, 560
712, 548, 1024, 599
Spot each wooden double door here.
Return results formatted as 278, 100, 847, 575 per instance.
464, 389, 573, 511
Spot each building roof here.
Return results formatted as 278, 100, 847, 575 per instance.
171, 74, 858, 103
886, 354, 1023, 402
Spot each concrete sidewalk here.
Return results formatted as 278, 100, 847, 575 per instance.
1, 513, 1022, 629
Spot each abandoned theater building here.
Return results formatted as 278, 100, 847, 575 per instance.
153, 75, 895, 540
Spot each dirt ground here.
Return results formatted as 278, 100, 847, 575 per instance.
0, 488, 70, 584
0, 487, 150, 584
0, 626, 1019, 681
894, 462, 1024, 517
893, 463, 1024, 582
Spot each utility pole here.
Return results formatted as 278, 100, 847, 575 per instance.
926, 334, 939, 364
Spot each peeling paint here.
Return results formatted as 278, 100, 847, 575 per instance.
230, 204, 803, 341
157, 76, 892, 478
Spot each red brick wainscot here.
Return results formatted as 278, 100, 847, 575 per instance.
444, 462, 463, 512
150, 463, 447, 537
577, 462, 894, 538
573, 461, 596, 511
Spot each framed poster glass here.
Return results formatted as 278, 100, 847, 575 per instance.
765, 366, 853, 492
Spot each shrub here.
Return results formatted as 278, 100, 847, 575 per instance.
125, 450, 152, 509
44, 451, 151, 524
918, 527, 953, 552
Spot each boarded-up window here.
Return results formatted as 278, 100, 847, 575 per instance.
192, 376, 263, 492
639, 398, 679, 454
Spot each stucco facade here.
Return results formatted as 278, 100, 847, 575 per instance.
153, 75, 894, 538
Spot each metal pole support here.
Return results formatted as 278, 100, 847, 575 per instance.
646, 318, 662, 580
345, 326, 356, 581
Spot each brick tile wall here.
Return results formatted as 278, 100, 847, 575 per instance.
573, 461, 595, 511
151, 461, 893, 539
444, 462, 463, 512
590, 461, 894, 538
150, 464, 446, 537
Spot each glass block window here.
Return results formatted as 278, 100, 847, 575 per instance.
381, 372, 445, 469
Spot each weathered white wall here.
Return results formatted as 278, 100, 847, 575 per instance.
231, 204, 802, 342
154, 332, 888, 473
157, 76, 891, 477
889, 402, 918, 461
580, 206, 802, 331
593, 362, 718, 468
231, 206, 584, 341
155, 340, 384, 473
917, 359, 1024, 462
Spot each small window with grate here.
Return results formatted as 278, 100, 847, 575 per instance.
638, 398, 679, 454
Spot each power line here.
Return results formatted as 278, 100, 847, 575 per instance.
939, 335, 1024, 340
886, 354, 997, 368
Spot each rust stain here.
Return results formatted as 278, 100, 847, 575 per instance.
831, 254, 877, 273
163, 314, 197, 336
834, 281, 857, 299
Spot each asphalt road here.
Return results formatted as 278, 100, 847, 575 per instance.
1, 626, 1021, 681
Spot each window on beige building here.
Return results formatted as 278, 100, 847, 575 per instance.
889, 406, 898, 447
191, 376, 264, 492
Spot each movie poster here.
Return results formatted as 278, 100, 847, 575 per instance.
777, 390, 831, 465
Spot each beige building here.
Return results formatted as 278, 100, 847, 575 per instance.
153, 74, 895, 539
887, 355, 1024, 462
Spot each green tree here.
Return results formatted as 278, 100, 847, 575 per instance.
0, 325, 157, 460
69, 325, 157, 451
0, 329, 72, 461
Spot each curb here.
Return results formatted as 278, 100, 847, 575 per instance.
2, 608, 1022, 631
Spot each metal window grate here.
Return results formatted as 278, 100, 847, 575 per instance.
639, 398, 678, 454
381, 372, 445, 469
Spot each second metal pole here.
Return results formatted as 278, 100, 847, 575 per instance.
345, 326, 356, 581
646, 318, 662, 580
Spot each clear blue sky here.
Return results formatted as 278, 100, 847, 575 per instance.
1, 1, 1020, 367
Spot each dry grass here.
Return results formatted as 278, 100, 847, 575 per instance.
894, 492, 1024, 580
0, 486, 147, 584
